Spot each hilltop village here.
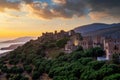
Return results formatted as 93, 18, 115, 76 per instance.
0, 30, 120, 80
38, 30, 120, 60
65, 30, 120, 60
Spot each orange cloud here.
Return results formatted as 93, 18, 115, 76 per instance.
89, 12, 109, 20
0, 0, 20, 12
52, 0, 66, 4
0, 0, 119, 20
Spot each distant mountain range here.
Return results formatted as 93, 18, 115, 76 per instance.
0, 37, 35, 43
74, 23, 120, 37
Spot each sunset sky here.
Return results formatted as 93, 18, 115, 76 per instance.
0, 0, 120, 38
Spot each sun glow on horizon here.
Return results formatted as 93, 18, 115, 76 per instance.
0, 11, 81, 38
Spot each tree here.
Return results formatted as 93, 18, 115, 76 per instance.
75, 46, 83, 51
87, 61, 105, 70
70, 51, 82, 61
9, 66, 24, 74
1, 65, 9, 73
9, 74, 22, 80
84, 47, 105, 58
9, 74, 28, 80
56, 38, 69, 48
103, 74, 120, 80
32, 71, 40, 80
80, 68, 95, 80
9, 59, 19, 65
112, 53, 120, 64
78, 58, 93, 65
24, 65, 32, 73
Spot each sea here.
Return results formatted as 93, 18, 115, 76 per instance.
0, 39, 25, 54
0, 43, 11, 54
0, 37, 37, 55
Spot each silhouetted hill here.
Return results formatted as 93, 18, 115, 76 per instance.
83, 26, 120, 37
74, 23, 120, 36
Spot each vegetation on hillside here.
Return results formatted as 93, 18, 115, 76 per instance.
0, 33, 120, 80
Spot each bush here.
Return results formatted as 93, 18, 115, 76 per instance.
9, 66, 24, 74
24, 65, 32, 73
112, 53, 120, 64
75, 46, 83, 51
9, 59, 19, 65
32, 71, 40, 80
9, 74, 28, 80
103, 74, 120, 80
78, 58, 93, 65
56, 38, 69, 48
87, 61, 105, 70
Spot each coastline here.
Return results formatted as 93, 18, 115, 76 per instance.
0, 42, 24, 58
0, 51, 11, 58
0, 44, 23, 50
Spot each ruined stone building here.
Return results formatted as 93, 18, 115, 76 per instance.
104, 38, 120, 59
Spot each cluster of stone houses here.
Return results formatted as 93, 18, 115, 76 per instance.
38, 30, 69, 43
103, 33, 120, 60
65, 30, 120, 60
37, 30, 120, 60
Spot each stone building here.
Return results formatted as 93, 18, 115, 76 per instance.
54, 30, 69, 40
40, 32, 55, 42
65, 41, 77, 53
65, 30, 95, 53
78, 36, 93, 49
38, 30, 69, 43
64, 30, 81, 53
104, 36, 120, 60
63, 30, 120, 61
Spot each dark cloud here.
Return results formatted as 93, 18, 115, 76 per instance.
87, 0, 120, 18
29, 0, 87, 19
0, 0, 120, 19
30, 0, 120, 19
22, 0, 33, 4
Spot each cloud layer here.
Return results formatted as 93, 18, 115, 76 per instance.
0, 0, 20, 11
87, 0, 120, 19
0, 0, 120, 19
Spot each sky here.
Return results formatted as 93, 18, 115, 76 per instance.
0, 0, 120, 38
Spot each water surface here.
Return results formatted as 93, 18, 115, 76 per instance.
0, 42, 25, 54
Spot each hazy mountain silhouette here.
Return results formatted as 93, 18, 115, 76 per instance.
74, 23, 120, 36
